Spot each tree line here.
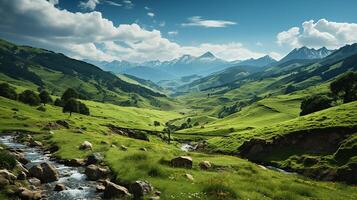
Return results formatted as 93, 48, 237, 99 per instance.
0, 84, 89, 116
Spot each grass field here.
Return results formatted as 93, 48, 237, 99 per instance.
1, 95, 357, 199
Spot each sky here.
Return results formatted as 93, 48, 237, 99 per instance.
0, 0, 357, 62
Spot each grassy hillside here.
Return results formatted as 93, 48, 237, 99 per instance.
0, 39, 174, 109
1, 96, 356, 199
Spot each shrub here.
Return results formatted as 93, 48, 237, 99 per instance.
300, 95, 333, 116
19, 90, 40, 106
0, 150, 17, 169
153, 121, 160, 126
39, 90, 52, 105
0, 83, 17, 100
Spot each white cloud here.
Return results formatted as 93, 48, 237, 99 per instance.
79, 0, 99, 10
159, 21, 166, 27
168, 31, 178, 36
0, 0, 270, 62
277, 19, 357, 49
105, 1, 122, 7
123, 0, 133, 9
144, 6, 150, 10
182, 16, 236, 28
255, 42, 263, 46
47, 0, 58, 5
147, 12, 155, 17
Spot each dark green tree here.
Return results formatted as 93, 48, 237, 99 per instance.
54, 98, 63, 107
0, 83, 17, 100
19, 90, 40, 106
78, 102, 90, 115
39, 90, 52, 105
62, 98, 79, 116
330, 72, 357, 103
61, 88, 78, 102
187, 118, 192, 124
300, 95, 333, 116
153, 121, 160, 126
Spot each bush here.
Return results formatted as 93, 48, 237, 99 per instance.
300, 95, 333, 116
0, 150, 17, 169
19, 90, 40, 106
330, 72, 357, 103
153, 121, 160, 126
39, 90, 52, 105
0, 83, 17, 100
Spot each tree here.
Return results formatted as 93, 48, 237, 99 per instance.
300, 95, 333, 116
19, 90, 40, 106
61, 88, 78, 102
187, 118, 192, 124
62, 98, 79, 116
39, 90, 52, 105
330, 72, 357, 103
0, 83, 17, 100
78, 102, 90, 115
54, 98, 63, 107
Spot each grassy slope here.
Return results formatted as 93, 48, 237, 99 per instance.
0, 97, 356, 200
207, 101, 357, 154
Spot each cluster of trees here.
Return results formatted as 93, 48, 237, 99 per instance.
218, 102, 246, 118
300, 72, 357, 116
54, 88, 90, 116
0, 83, 89, 116
0, 83, 52, 107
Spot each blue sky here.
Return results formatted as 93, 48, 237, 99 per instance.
1, 0, 357, 62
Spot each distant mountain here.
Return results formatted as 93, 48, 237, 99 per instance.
235, 55, 277, 67
122, 66, 177, 82
279, 47, 334, 63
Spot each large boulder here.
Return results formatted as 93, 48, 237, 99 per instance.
0, 169, 17, 183
129, 180, 153, 198
17, 187, 42, 200
54, 183, 66, 191
86, 153, 104, 165
104, 181, 131, 199
79, 141, 93, 150
29, 140, 43, 147
28, 178, 41, 186
171, 156, 193, 168
85, 164, 110, 181
29, 163, 59, 183
199, 161, 212, 170
65, 159, 86, 167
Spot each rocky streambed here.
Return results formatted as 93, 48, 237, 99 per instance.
0, 135, 100, 199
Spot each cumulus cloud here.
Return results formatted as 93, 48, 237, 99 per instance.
0, 0, 269, 62
47, 0, 58, 5
277, 19, 357, 49
79, 0, 99, 10
147, 12, 155, 17
123, 0, 134, 9
182, 16, 236, 28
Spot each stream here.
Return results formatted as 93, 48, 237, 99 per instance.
0, 135, 100, 200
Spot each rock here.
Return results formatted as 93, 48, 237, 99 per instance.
258, 165, 267, 170
56, 120, 70, 128
149, 196, 160, 200
87, 153, 104, 165
54, 183, 66, 191
96, 184, 105, 192
154, 190, 161, 196
110, 144, 117, 148
0, 169, 17, 183
129, 180, 153, 198
104, 181, 131, 199
65, 159, 86, 167
17, 187, 42, 200
171, 156, 193, 168
28, 178, 41, 186
13, 152, 29, 165
79, 141, 93, 150
29, 163, 59, 183
185, 173, 194, 181
29, 140, 43, 147
0, 176, 10, 188
120, 145, 128, 151
85, 164, 110, 181
17, 171, 27, 180
100, 141, 109, 145
139, 147, 147, 151
0, 146, 3, 150
16, 161, 29, 175
199, 161, 212, 170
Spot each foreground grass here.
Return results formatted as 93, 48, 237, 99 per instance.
0, 97, 357, 199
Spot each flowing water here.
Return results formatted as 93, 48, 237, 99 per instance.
0, 135, 100, 200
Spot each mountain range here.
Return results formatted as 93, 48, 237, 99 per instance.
85, 46, 334, 83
